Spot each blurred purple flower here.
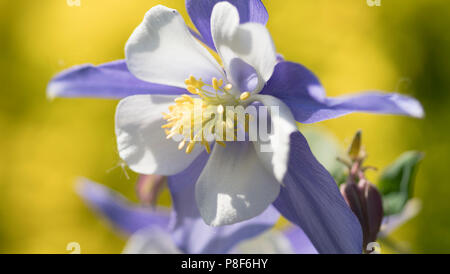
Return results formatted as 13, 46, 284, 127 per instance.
81, 178, 418, 254
77, 178, 280, 254
49, 1, 424, 254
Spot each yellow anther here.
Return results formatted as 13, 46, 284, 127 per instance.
174, 97, 186, 103
162, 122, 175, 129
166, 131, 177, 139
187, 85, 198, 94
186, 141, 196, 154
178, 140, 186, 150
182, 94, 194, 102
197, 79, 205, 87
240, 92, 251, 101
212, 78, 220, 90
224, 84, 233, 91
218, 79, 224, 87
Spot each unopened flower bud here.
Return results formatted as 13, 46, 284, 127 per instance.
341, 179, 383, 251
136, 174, 166, 207
348, 130, 362, 161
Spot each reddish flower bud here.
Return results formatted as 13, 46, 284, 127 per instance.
359, 180, 383, 245
341, 179, 383, 251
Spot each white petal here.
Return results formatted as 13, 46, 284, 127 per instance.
125, 5, 224, 88
251, 94, 299, 182
115, 94, 203, 175
122, 227, 182, 254
195, 141, 280, 226
211, 2, 277, 92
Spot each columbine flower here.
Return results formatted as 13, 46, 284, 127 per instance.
47, 0, 424, 254
77, 179, 280, 254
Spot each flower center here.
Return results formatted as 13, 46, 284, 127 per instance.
162, 76, 252, 154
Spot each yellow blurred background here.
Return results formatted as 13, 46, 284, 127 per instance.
0, 0, 449, 253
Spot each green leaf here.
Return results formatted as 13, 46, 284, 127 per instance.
378, 151, 424, 216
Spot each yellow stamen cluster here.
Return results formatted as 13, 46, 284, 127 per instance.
184, 76, 237, 105
162, 76, 252, 154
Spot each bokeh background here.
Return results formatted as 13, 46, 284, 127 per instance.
0, 0, 448, 253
